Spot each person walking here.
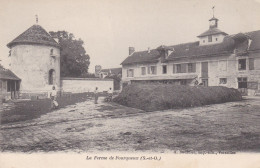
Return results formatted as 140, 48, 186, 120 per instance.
94, 87, 99, 104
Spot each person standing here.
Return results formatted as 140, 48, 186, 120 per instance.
94, 87, 99, 104
50, 86, 58, 109
107, 87, 113, 101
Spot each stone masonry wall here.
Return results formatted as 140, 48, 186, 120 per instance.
10, 44, 60, 94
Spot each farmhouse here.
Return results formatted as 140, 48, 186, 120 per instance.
121, 15, 260, 96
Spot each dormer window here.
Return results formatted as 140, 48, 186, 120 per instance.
208, 35, 212, 42
167, 50, 173, 57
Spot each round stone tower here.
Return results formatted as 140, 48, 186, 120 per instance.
7, 24, 60, 98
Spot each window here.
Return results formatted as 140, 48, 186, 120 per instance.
176, 64, 181, 73
238, 77, 247, 88
176, 64, 188, 73
203, 40, 205, 43
127, 69, 134, 77
238, 59, 246, 70
208, 35, 212, 42
49, 69, 55, 85
216, 38, 218, 41
162, 65, 167, 74
188, 63, 196, 73
249, 58, 254, 70
180, 64, 187, 73
150, 66, 157, 75
141, 67, 146, 75
219, 78, 227, 84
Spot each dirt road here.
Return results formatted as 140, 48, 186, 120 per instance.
0, 97, 260, 153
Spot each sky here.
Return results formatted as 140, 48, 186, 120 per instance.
0, 0, 260, 72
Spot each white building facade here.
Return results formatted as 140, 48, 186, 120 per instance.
121, 16, 260, 96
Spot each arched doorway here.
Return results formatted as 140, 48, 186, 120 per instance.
49, 69, 55, 85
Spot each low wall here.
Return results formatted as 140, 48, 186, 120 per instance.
61, 77, 114, 93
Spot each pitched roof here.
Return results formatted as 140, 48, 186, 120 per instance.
197, 27, 228, 37
246, 30, 260, 51
7, 25, 59, 48
167, 38, 235, 60
209, 17, 219, 21
0, 65, 20, 80
167, 30, 260, 60
120, 30, 260, 65
121, 49, 161, 65
100, 68, 122, 75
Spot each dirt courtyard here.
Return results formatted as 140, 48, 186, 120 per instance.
0, 97, 260, 153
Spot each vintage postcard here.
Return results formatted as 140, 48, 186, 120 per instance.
0, 0, 260, 167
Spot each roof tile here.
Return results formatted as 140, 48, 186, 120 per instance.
7, 25, 59, 48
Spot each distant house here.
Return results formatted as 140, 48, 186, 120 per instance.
0, 64, 21, 100
95, 67, 122, 90
98, 68, 122, 79
121, 15, 260, 96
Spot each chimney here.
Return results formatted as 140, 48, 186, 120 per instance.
129, 47, 135, 56
148, 47, 150, 53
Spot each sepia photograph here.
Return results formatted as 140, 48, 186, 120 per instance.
0, 0, 260, 167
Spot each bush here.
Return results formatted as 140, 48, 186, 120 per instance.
113, 83, 242, 111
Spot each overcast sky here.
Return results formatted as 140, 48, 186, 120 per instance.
0, 0, 260, 72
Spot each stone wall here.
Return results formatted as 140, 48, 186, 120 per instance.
10, 44, 60, 93
61, 78, 114, 93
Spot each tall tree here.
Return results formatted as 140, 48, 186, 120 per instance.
49, 31, 90, 77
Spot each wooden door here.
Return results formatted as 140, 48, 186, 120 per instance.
201, 62, 208, 78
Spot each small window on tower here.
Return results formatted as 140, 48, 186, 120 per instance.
50, 49, 54, 55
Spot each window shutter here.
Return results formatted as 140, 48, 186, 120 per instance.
148, 66, 150, 74
249, 58, 254, 70
173, 64, 176, 73
154, 67, 157, 75
127, 69, 129, 77
192, 63, 196, 72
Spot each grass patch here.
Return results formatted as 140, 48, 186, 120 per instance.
1, 93, 91, 124
113, 83, 242, 111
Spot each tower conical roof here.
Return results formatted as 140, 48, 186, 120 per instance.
7, 25, 59, 48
